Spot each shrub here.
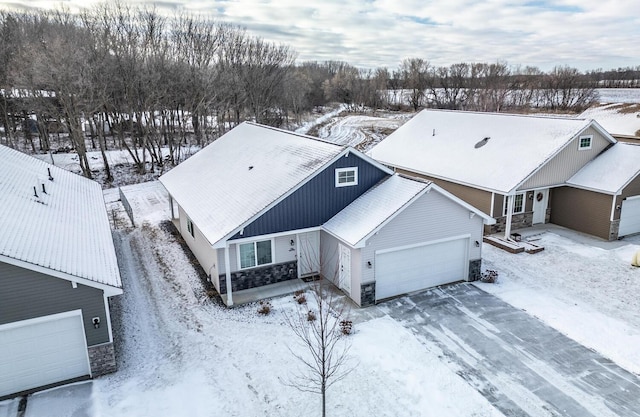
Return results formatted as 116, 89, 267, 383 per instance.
480, 269, 499, 283
258, 300, 272, 315
294, 293, 307, 304
307, 310, 317, 322
340, 320, 353, 335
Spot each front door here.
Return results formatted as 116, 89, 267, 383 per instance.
532, 189, 549, 224
338, 244, 351, 294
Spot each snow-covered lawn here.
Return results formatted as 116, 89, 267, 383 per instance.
3, 183, 640, 416
481, 228, 640, 375
579, 103, 640, 137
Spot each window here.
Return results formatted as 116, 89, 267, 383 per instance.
187, 218, 194, 238
503, 193, 525, 216
578, 135, 592, 150
335, 167, 358, 187
239, 240, 273, 269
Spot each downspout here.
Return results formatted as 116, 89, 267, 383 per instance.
224, 242, 233, 306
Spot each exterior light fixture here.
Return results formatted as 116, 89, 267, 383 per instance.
92, 317, 100, 329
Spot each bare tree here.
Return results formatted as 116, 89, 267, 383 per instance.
399, 58, 430, 111
283, 280, 354, 417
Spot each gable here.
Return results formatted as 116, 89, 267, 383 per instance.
518, 126, 612, 190
230, 152, 388, 240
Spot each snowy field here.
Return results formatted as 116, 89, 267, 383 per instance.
1, 181, 639, 417
597, 88, 640, 104
579, 103, 640, 137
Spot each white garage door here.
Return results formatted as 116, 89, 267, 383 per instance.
375, 238, 468, 301
0, 312, 90, 397
619, 196, 640, 237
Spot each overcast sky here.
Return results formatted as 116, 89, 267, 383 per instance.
2, 0, 639, 71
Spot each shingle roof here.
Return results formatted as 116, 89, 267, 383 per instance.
0, 145, 121, 290
567, 142, 640, 194
370, 109, 609, 194
159, 122, 346, 246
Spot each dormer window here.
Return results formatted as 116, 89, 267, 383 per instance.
335, 167, 358, 187
578, 135, 592, 150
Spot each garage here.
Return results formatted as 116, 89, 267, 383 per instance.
375, 237, 469, 301
619, 196, 640, 237
0, 311, 91, 397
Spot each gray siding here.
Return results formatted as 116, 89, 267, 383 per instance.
396, 168, 493, 215
0, 262, 109, 346
519, 127, 612, 190
230, 153, 388, 240
361, 189, 484, 285
550, 186, 614, 240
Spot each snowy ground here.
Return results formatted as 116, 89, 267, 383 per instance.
2, 182, 638, 417
579, 103, 640, 137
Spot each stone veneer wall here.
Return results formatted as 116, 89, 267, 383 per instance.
88, 343, 116, 376
219, 261, 298, 294
487, 212, 534, 234
468, 259, 482, 281
609, 219, 620, 241
360, 282, 376, 307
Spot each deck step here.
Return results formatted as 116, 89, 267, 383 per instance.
483, 236, 545, 254
483, 236, 524, 253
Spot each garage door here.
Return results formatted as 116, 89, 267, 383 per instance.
375, 238, 468, 301
0, 312, 90, 397
619, 196, 640, 237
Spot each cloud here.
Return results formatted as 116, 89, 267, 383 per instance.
0, 0, 638, 71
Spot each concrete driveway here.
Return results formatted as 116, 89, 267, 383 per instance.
380, 283, 640, 417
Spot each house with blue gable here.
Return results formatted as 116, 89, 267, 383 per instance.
160, 122, 494, 307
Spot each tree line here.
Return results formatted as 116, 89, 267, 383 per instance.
0, 4, 633, 181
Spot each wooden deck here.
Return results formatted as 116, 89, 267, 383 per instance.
484, 236, 545, 254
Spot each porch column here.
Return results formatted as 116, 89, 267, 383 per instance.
504, 194, 515, 239
224, 242, 233, 306
169, 196, 175, 219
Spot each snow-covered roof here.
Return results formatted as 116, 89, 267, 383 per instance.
323, 175, 429, 247
0, 145, 122, 292
567, 142, 640, 194
370, 109, 608, 194
160, 122, 347, 246
579, 104, 640, 138
323, 174, 494, 248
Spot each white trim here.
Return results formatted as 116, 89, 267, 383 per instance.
335, 167, 359, 187
0, 254, 122, 296
503, 192, 525, 216
236, 238, 274, 270
296, 234, 301, 279
103, 294, 114, 344
610, 195, 618, 222
0, 309, 92, 378
224, 243, 233, 306
624, 195, 640, 202
578, 134, 593, 150
213, 226, 322, 248
504, 194, 515, 239
375, 234, 471, 255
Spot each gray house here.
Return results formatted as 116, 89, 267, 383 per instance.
160, 122, 494, 307
0, 145, 122, 399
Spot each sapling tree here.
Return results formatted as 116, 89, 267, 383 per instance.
283, 280, 354, 417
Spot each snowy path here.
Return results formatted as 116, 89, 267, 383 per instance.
382, 284, 640, 417
316, 113, 408, 151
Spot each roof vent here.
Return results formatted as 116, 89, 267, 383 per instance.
248, 165, 254, 170
474, 137, 490, 149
